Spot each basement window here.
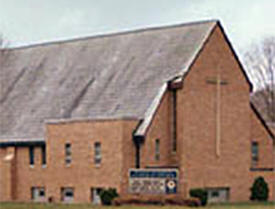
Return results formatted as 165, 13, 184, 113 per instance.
65, 143, 72, 165
61, 187, 74, 203
206, 188, 230, 203
91, 188, 102, 205
94, 142, 101, 165
31, 187, 46, 202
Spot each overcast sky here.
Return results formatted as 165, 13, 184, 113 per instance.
0, 0, 274, 54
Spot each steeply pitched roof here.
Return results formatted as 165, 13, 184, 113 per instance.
250, 103, 275, 140
0, 20, 217, 139
267, 123, 275, 137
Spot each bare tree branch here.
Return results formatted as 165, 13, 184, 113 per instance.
244, 37, 275, 123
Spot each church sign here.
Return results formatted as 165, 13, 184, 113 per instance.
129, 169, 178, 194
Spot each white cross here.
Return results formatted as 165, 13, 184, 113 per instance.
206, 74, 228, 157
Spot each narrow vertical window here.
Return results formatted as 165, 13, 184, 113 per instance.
29, 146, 34, 166
251, 142, 259, 164
155, 139, 160, 161
41, 146, 46, 166
94, 142, 101, 165
65, 143, 72, 165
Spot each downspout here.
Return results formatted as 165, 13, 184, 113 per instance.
133, 135, 144, 168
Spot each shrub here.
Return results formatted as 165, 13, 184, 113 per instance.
112, 194, 200, 207
99, 188, 118, 205
113, 195, 164, 205
165, 195, 201, 206
184, 197, 201, 207
250, 176, 269, 201
189, 188, 208, 206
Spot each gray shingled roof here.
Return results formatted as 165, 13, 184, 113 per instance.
0, 20, 217, 139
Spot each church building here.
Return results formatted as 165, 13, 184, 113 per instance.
0, 20, 274, 203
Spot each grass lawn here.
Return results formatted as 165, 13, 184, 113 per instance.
0, 202, 274, 209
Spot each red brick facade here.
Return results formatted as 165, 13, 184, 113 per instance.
0, 24, 274, 203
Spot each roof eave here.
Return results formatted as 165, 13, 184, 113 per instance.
250, 102, 275, 140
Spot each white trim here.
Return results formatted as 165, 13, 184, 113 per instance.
0, 137, 45, 143
178, 22, 216, 76
134, 83, 167, 136
45, 116, 139, 124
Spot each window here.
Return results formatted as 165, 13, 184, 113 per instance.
31, 187, 45, 202
29, 146, 34, 166
94, 142, 101, 165
207, 188, 230, 203
155, 139, 160, 161
61, 187, 74, 203
41, 146, 46, 166
91, 188, 102, 204
251, 142, 259, 164
65, 143, 72, 165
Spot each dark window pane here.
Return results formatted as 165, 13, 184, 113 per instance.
65, 143, 72, 165
94, 142, 101, 165
211, 191, 219, 197
29, 146, 34, 165
41, 146, 46, 165
155, 139, 160, 161
39, 189, 45, 197
251, 142, 259, 162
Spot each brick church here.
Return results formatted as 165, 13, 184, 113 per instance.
0, 20, 274, 203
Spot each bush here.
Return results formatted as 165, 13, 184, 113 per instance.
189, 188, 208, 206
99, 188, 118, 205
165, 195, 201, 206
250, 176, 269, 201
112, 194, 200, 207
113, 195, 164, 206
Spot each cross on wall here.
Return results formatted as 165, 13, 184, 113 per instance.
206, 74, 228, 157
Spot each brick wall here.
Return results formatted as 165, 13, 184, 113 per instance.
0, 119, 138, 203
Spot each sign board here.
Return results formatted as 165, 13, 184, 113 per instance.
129, 169, 178, 194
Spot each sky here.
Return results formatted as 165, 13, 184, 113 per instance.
0, 0, 275, 55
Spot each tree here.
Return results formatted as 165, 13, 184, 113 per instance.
244, 37, 275, 123
250, 176, 269, 201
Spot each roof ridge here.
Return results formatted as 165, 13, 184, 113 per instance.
8, 19, 218, 51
